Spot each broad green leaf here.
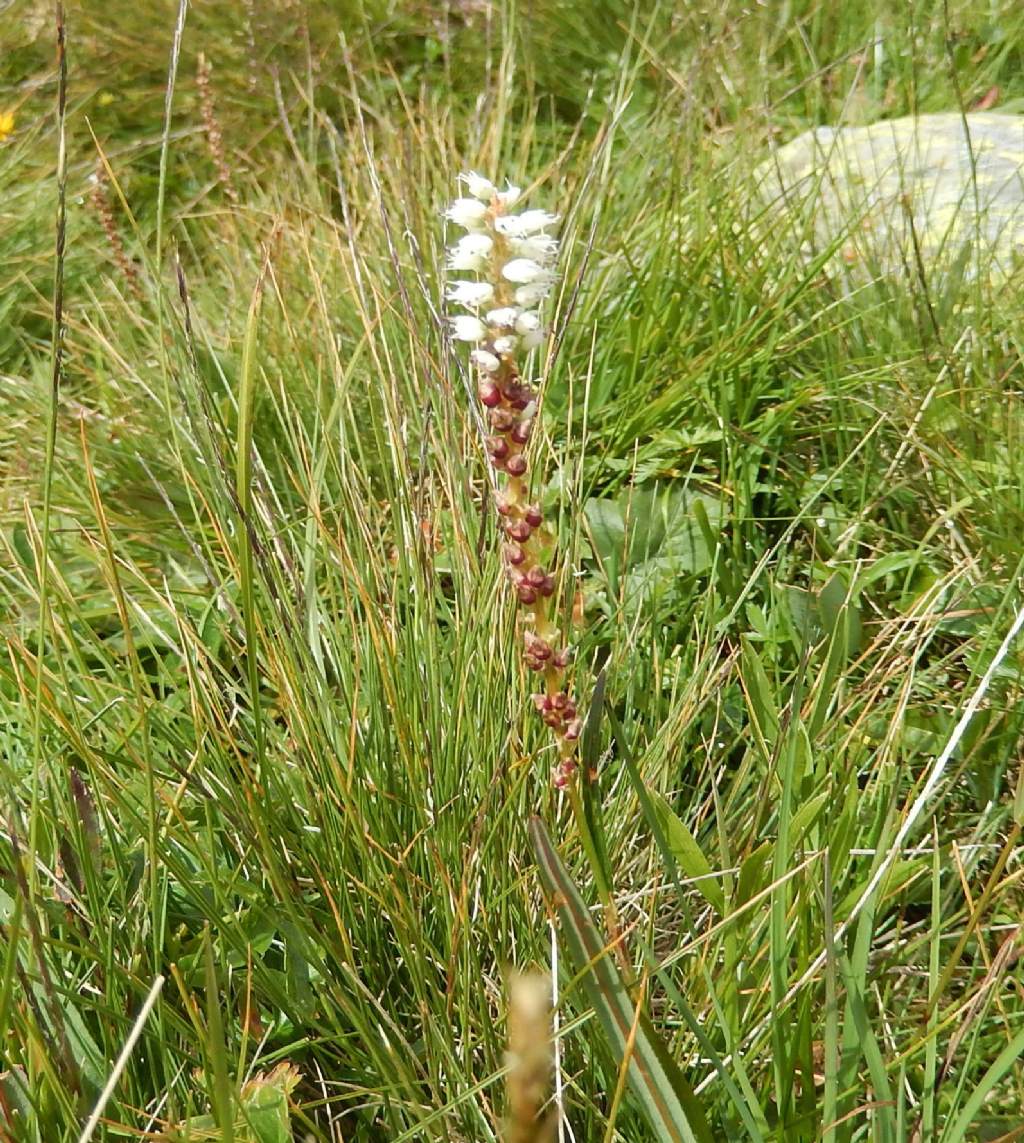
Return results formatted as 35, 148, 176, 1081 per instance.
648, 792, 725, 915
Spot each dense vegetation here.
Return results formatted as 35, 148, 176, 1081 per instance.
2, 1, 1024, 1139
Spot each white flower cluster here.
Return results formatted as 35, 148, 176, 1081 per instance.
444, 172, 559, 362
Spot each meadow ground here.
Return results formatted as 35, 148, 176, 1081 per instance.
2, 2, 1024, 1139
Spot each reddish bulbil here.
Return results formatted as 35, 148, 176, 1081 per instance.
526, 565, 547, 588
478, 380, 501, 408
516, 582, 538, 605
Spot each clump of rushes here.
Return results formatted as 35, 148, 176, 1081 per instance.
445, 172, 580, 788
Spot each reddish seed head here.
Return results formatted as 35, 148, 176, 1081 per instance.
505, 544, 526, 566
488, 436, 510, 460
506, 520, 531, 543
511, 420, 532, 445
550, 693, 568, 711
526, 565, 547, 588
552, 647, 571, 669
496, 497, 512, 517
479, 380, 501, 408
506, 454, 528, 477
490, 408, 516, 432
538, 575, 555, 597
563, 718, 582, 742
524, 505, 543, 528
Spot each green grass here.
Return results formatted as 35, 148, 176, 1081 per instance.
2, 0, 1024, 1139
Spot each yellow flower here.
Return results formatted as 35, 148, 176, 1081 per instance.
0, 110, 15, 142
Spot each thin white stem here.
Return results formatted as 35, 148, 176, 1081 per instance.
77, 975, 165, 1143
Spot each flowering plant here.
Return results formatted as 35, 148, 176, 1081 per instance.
444, 173, 579, 788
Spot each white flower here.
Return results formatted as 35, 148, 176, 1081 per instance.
514, 311, 541, 334
521, 328, 546, 350
446, 197, 489, 229
495, 209, 559, 238
447, 280, 495, 308
470, 348, 501, 372
514, 283, 552, 307
460, 171, 496, 200
512, 234, 559, 262
493, 335, 517, 355
501, 258, 551, 284
447, 232, 493, 271
496, 182, 522, 207
450, 315, 487, 342
486, 306, 520, 328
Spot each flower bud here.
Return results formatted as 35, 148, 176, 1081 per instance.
450, 315, 486, 343
526, 565, 547, 587
488, 436, 510, 460
496, 182, 522, 207
506, 520, 531, 543
448, 232, 494, 271
478, 380, 501, 407
538, 575, 556, 597
513, 235, 559, 262
495, 210, 560, 238
490, 408, 516, 431
511, 420, 532, 445
505, 455, 528, 477
563, 719, 582, 742
550, 693, 568, 711
501, 258, 552, 285
552, 647, 571, 669
446, 197, 489, 229
524, 505, 543, 528
447, 280, 495, 308
514, 283, 552, 308
471, 349, 501, 374
532, 693, 551, 713
505, 544, 526, 566
460, 171, 496, 200
486, 306, 520, 328
495, 497, 513, 517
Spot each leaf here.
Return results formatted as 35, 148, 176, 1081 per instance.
734, 843, 773, 910
530, 818, 713, 1143
740, 637, 779, 755
584, 483, 725, 610
647, 793, 725, 915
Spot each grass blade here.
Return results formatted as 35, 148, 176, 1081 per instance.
529, 817, 712, 1143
